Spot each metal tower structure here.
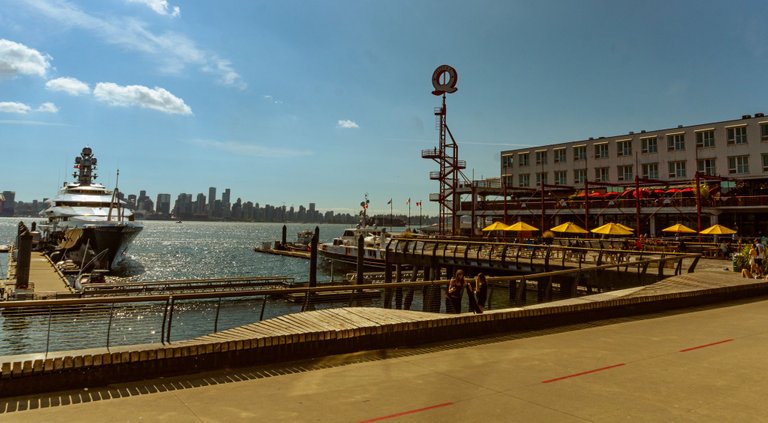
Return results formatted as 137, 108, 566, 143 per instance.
422, 65, 467, 236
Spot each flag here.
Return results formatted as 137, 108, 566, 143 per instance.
387, 199, 392, 205
416, 201, 421, 207
406, 198, 410, 205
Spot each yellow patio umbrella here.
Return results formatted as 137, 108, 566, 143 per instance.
549, 221, 588, 234
699, 224, 736, 235
662, 223, 697, 234
504, 221, 539, 232
590, 222, 634, 236
482, 221, 510, 232
615, 223, 634, 232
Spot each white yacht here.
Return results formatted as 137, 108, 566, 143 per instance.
40, 146, 142, 271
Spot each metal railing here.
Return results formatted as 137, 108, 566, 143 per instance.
0, 252, 700, 358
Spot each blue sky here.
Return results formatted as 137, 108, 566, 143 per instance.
2, 0, 768, 215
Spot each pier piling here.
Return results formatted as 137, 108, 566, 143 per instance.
15, 225, 32, 290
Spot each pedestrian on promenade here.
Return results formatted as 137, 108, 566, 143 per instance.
446, 269, 465, 314
749, 243, 758, 277
755, 239, 765, 278
467, 273, 488, 314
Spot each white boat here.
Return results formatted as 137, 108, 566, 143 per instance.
40, 146, 143, 271
317, 195, 398, 271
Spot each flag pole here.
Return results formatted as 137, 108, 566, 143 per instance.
389, 199, 393, 231
419, 201, 422, 227
407, 198, 411, 230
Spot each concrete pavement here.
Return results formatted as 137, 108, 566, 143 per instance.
3, 293, 768, 422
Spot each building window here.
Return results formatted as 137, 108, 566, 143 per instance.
728, 155, 749, 174
667, 133, 685, 151
535, 151, 548, 165
763, 154, 768, 171
594, 167, 609, 182
641, 163, 658, 179
518, 173, 530, 187
762, 124, 768, 141
536, 172, 548, 186
641, 137, 658, 153
554, 170, 567, 185
595, 143, 608, 159
573, 145, 587, 161
504, 175, 514, 187
696, 130, 715, 148
617, 140, 632, 157
617, 165, 633, 181
697, 158, 716, 176
727, 126, 747, 144
574, 168, 586, 184
554, 148, 566, 163
668, 161, 686, 178
518, 153, 529, 166
502, 155, 514, 168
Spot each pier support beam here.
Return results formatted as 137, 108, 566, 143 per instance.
281, 225, 287, 247
304, 227, 319, 311
15, 227, 32, 290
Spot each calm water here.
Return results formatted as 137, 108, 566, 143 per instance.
0, 218, 515, 355
0, 217, 353, 283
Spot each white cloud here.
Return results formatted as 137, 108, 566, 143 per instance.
0, 102, 32, 114
262, 94, 283, 105
36, 102, 59, 113
127, 0, 180, 17
22, 1, 244, 88
203, 57, 245, 90
0, 119, 70, 126
0, 39, 50, 78
337, 119, 359, 129
93, 82, 192, 115
46, 76, 90, 95
191, 139, 312, 158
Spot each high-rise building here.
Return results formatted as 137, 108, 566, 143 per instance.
196, 193, 207, 215
208, 187, 216, 217
222, 188, 231, 218
1, 191, 15, 216
156, 193, 171, 215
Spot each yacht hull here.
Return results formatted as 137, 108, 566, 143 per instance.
82, 224, 143, 270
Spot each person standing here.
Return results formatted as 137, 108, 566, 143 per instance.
755, 239, 765, 278
749, 243, 759, 278
469, 273, 488, 313
446, 269, 465, 314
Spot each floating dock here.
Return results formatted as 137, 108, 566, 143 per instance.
253, 245, 311, 259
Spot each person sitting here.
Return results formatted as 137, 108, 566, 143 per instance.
742, 266, 753, 279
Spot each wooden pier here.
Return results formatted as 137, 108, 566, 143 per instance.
3, 250, 73, 300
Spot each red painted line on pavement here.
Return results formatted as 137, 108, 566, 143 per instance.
679, 338, 733, 352
358, 402, 454, 423
541, 363, 626, 384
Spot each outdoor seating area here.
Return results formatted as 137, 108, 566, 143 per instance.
481, 220, 741, 259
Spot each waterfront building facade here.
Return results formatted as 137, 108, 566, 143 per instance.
466, 113, 768, 237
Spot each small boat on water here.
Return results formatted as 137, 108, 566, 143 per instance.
39, 146, 143, 272
318, 195, 399, 271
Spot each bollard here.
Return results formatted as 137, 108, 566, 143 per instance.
16, 229, 32, 290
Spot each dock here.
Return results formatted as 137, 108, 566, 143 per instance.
3, 250, 73, 300
253, 246, 311, 259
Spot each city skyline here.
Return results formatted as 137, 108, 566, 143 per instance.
2, 2, 768, 214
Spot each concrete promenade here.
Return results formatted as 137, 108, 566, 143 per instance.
2, 268, 768, 421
